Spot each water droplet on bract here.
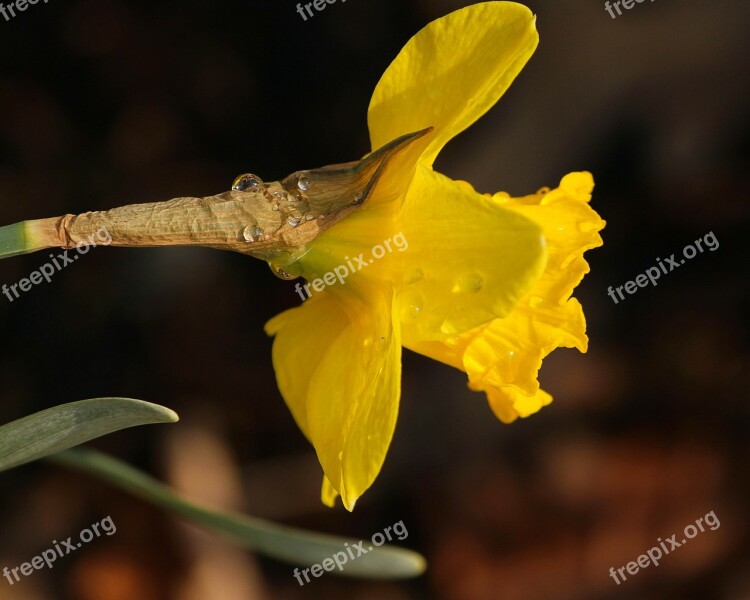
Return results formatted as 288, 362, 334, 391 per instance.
232, 173, 264, 192
242, 225, 263, 242
403, 267, 424, 285
305, 214, 315, 221
453, 272, 484, 294
287, 216, 302, 227
297, 176, 312, 192
352, 191, 364, 204
267, 259, 303, 280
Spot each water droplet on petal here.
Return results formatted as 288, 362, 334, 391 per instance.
232, 173, 264, 192
403, 267, 424, 285
440, 319, 459, 335
398, 291, 423, 324
453, 272, 484, 294
529, 295, 544, 308
287, 216, 302, 227
297, 176, 312, 191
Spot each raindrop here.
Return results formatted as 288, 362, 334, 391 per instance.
287, 216, 302, 227
440, 319, 458, 335
453, 272, 484, 294
398, 291, 423, 324
529, 295, 544, 308
232, 173, 264, 192
305, 214, 315, 221
267, 260, 303, 280
352, 191, 364, 204
403, 267, 424, 285
297, 176, 312, 191
242, 225, 263, 242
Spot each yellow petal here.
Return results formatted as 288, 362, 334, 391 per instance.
396, 165, 546, 343
306, 287, 401, 510
368, 2, 538, 168
268, 286, 402, 510
321, 475, 339, 508
265, 293, 349, 438
409, 172, 604, 423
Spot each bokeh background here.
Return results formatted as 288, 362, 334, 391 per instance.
0, 0, 748, 598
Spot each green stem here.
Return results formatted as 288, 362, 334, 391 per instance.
0, 222, 35, 259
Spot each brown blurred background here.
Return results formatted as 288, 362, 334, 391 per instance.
0, 0, 748, 598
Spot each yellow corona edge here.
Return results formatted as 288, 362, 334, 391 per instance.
265, 2, 605, 510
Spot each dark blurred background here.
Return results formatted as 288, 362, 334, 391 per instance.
0, 0, 748, 598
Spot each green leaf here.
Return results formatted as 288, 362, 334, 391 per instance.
51, 447, 426, 579
0, 398, 179, 472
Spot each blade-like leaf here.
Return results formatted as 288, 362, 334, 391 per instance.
0, 398, 179, 472
51, 447, 426, 579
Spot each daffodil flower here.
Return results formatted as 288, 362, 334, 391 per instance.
0, 1, 604, 514
265, 1, 605, 510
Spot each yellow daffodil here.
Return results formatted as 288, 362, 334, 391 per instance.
265, 1, 605, 510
